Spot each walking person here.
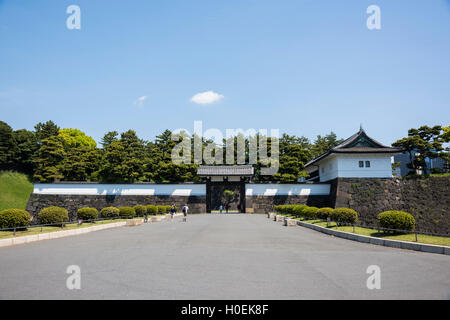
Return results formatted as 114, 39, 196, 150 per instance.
144, 208, 149, 223
170, 204, 176, 220
219, 204, 223, 214
182, 204, 189, 222
225, 203, 229, 214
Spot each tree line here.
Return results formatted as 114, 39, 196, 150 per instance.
0, 120, 448, 182
0, 120, 346, 182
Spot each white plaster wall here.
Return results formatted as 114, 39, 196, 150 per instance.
33, 184, 206, 196
317, 154, 393, 181
336, 155, 393, 178
246, 184, 330, 196
317, 156, 339, 182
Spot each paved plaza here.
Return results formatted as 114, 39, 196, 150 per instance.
0, 214, 449, 299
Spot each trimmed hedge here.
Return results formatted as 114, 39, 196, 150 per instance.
146, 205, 158, 215
292, 205, 308, 217
133, 205, 147, 216
100, 207, 120, 218
77, 207, 99, 221
330, 208, 358, 224
377, 211, 415, 231
303, 206, 319, 219
317, 207, 333, 220
157, 205, 170, 214
38, 207, 69, 225
275, 205, 358, 224
0, 209, 31, 229
119, 207, 135, 218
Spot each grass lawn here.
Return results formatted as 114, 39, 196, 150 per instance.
0, 171, 34, 211
0, 219, 128, 239
276, 214, 450, 246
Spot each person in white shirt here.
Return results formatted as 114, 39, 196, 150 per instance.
182, 204, 189, 222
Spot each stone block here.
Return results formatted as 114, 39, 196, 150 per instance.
126, 219, 144, 227
284, 218, 297, 227
151, 216, 164, 222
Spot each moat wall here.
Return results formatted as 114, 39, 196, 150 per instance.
26, 177, 450, 233
245, 195, 331, 213
329, 177, 450, 234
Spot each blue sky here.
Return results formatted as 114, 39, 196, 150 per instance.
1, 0, 449, 146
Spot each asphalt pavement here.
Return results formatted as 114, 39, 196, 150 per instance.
0, 214, 449, 299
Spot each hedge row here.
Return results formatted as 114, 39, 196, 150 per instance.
0, 204, 178, 228
274, 205, 359, 224
274, 205, 416, 231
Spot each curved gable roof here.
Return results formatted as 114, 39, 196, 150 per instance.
304, 128, 403, 169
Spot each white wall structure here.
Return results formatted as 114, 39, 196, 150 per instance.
33, 184, 206, 196
310, 154, 394, 182
245, 184, 330, 196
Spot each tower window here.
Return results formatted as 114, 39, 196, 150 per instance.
359, 161, 364, 168
365, 161, 371, 168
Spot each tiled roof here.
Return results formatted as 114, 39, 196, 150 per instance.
197, 165, 254, 176
304, 128, 403, 169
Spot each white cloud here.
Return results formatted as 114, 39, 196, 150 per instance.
190, 91, 224, 105
134, 95, 148, 108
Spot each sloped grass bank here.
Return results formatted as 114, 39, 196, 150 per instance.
0, 171, 33, 211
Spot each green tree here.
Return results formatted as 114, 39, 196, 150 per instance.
99, 130, 146, 182
0, 121, 17, 170
393, 125, 448, 175
58, 128, 97, 149
223, 190, 235, 205
33, 136, 65, 182
62, 145, 101, 181
12, 129, 38, 174
101, 131, 119, 149
268, 134, 310, 182
34, 120, 60, 144
310, 131, 344, 159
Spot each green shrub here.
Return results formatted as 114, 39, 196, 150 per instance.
283, 205, 294, 215
292, 205, 308, 217
38, 207, 69, 225
157, 205, 167, 214
146, 205, 158, 215
0, 209, 31, 229
303, 206, 319, 219
77, 207, 99, 221
119, 207, 135, 218
274, 205, 283, 213
330, 208, 358, 224
133, 205, 147, 216
377, 211, 415, 231
100, 206, 120, 218
316, 207, 333, 220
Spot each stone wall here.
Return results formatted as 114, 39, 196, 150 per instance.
26, 194, 206, 223
245, 195, 331, 214
25, 177, 450, 233
330, 177, 450, 234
